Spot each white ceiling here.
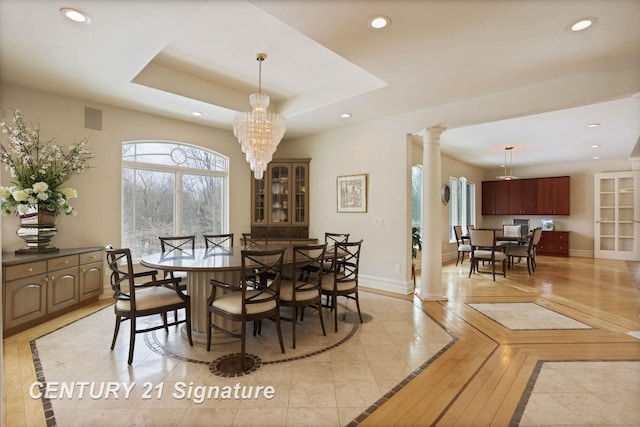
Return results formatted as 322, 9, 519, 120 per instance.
1, 0, 639, 169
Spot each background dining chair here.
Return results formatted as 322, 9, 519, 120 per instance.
203, 233, 234, 250
321, 240, 363, 332
497, 224, 522, 248
279, 243, 327, 348
322, 232, 350, 273
505, 227, 542, 275
241, 233, 268, 246
468, 229, 507, 281
105, 246, 193, 365
206, 247, 286, 371
159, 235, 195, 321
453, 225, 472, 265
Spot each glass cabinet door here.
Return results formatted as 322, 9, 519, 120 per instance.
269, 164, 290, 224
293, 163, 308, 225
251, 177, 266, 224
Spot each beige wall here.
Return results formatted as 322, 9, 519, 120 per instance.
0, 83, 253, 254
2, 83, 635, 296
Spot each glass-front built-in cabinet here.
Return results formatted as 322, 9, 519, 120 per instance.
594, 171, 640, 260
251, 159, 310, 238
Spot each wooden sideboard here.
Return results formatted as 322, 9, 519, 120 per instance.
2, 247, 104, 337
537, 231, 569, 256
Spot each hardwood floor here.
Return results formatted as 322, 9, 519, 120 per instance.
2, 255, 639, 426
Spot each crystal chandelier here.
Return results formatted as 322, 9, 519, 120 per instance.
233, 53, 286, 179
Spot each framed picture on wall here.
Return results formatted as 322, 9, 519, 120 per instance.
337, 174, 367, 213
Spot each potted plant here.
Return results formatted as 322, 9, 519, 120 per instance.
411, 226, 422, 289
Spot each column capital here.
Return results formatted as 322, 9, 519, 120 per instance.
420, 126, 446, 144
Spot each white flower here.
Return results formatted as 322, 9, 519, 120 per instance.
11, 189, 29, 202
0, 186, 11, 199
32, 181, 49, 193
17, 204, 30, 215
59, 187, 78, 199
36, 192, 49, 201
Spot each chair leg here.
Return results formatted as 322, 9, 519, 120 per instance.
492, 260, 496, 281
275, 311, 285, 354
206, 309, 212, 351
333, 293, 339, 333
128, 317, 136, 365
161, 312, 168, 333
240, 321, 247, 371
185, 304, 193, 346
354, 291, 363, 323
111, 315, 122, 350
292, 306, 297, 349
456, 251, 461, 266
318, 303, 326, 337
468, 258, 475, 278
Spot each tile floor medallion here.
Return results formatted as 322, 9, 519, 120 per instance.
512, 360, 640, 426
31, 291, 455, 426
468, 302, 594, 330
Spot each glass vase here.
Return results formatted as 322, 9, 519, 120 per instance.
15, 205, 59, 255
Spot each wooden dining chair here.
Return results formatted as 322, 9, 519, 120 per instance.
159, 235, 195, 321
241, 233, 268, 246
505, 227, 542, 275
468, 229, 507, 281
278, 243, 327, 348
203, 233, 234, 250
105, 246, 193, 365
321, 240, 363, 332
322, 232, 349, 273
453, 225, 472, 265
206, 247, 286, 371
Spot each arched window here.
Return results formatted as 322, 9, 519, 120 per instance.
121, 141, 229, 258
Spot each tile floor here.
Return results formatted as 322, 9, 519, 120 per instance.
468, 302, 594, 330
31, 292, 640, 426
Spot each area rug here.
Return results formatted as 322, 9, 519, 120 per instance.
468, 302, 594, 330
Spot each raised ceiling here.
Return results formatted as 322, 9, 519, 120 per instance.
0, 0, 639, 169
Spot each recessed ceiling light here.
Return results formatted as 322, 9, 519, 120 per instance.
567, 17, 597, 32
368, 15, 391, 29
341, 113, 352, 118
60, 7, 91, 24
591, 144, 601, 148
587, 123, 600, 128
191, 111, 203, 117
593, 156, 601, 160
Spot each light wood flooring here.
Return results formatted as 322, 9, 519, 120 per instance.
3, 255, 640, 426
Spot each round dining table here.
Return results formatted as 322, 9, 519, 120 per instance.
140, 245, 292, 344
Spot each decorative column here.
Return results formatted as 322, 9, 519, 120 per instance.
416, 127, 448, 301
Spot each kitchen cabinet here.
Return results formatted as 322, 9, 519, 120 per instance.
482, 176, 570, 216
508, 178, 537, 214
3, 247, 103, 336
536, 176, 570, 215
250, 159, 310, 239
537, 231, 569, 256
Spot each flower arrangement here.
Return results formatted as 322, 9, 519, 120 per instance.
0, 109, 94, 217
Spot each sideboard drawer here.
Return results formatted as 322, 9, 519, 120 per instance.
4, 261, 47, 281
79, 251, 102, 265
47, 255, 79, 271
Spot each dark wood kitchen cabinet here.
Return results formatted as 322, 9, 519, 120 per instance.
536, 176, 570, 215
482, 176, 570, 216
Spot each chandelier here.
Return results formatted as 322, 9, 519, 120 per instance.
233, 53, 286, 179
497, 146, 518, 180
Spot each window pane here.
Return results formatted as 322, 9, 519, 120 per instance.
122, 168, 175, 257
182, 174, 224, 237
412, 166, 423, 228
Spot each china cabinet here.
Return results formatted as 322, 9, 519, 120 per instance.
594, 171, 640, 260
250, 159, 310, 239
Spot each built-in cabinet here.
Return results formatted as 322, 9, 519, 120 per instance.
250, 159, 310, 239
2, 247, 103, 336
482, 176, 570, 215
537, 231, 569, 256
594, 171, 640, 261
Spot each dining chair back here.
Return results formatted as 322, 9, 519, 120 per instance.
453, 225, 472, 265
105, 246, 192, 365
505, 227, 541, 275
468, 229, 507, 281
159, 235, 196, 258
323, 232, 350, 272
279, 243, 327, 348
241, 233, 268, 246
497, 224, 522, 247
321, 240, 363, 332
203, 233, 234, 250
206, 247, 286, 371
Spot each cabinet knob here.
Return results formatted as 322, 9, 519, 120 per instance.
26, 267, 33, 272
